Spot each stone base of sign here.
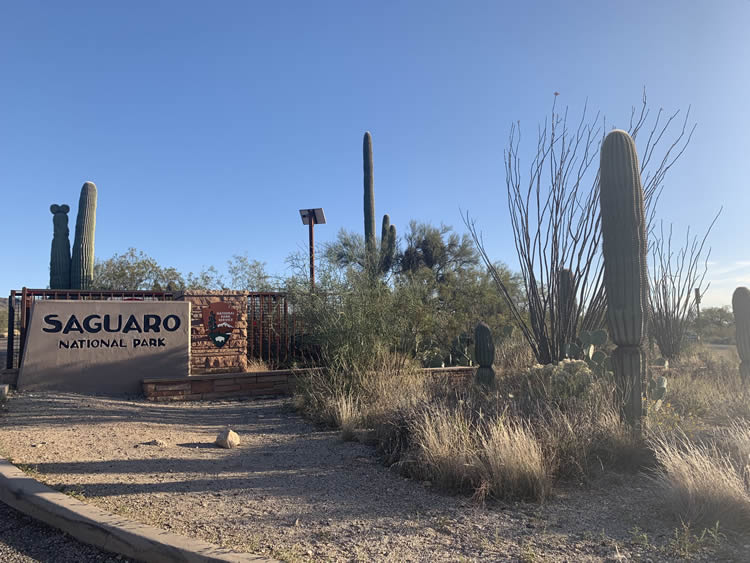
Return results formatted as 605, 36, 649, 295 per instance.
174, 291, 249, 375
142, 369, 308, 401
142, 366, 475, 402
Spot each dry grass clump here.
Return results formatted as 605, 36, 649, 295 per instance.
648, 427, 750, 534
406, 401, 548, 501
297, 356, 642, 502
476, 416, 548, 501
246, 359, 271, 372
664, 349, 750, 424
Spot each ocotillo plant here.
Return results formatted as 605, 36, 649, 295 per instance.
557, 267, 576, 341
732, 287, 750, 382
363, 132, 397, 276
474, 321, 496, 386
599, 130, 649, 431
70, 181, 97, 290
49, 204, 71, 289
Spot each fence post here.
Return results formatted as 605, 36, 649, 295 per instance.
18, 287, 28, 367
6, 291, 15, 369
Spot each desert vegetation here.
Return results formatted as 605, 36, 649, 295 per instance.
287, 115, 749, 556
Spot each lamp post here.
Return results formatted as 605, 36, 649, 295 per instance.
299, 208, 326, 290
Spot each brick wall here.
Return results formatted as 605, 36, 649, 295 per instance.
143, 366, 475, 402
143, 370, 302, 401
174, 290, 249, 375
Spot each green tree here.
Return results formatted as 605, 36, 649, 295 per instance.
185, 266, 225, 290
227, 254, 276, 291
93, 248, 185, 290
697, 306, 735, 345
395, 222, 522, 365
399, 221, 478, 282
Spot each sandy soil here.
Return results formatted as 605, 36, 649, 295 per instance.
0, 392, 745, 562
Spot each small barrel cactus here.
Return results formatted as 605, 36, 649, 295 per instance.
70, 181, 97, 290
49, 204, 71, 289
599, 130, 649, 430
474, 322, 496, 386
732, 287, 750, 382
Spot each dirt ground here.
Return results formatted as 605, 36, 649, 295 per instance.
0, 392, 745, 562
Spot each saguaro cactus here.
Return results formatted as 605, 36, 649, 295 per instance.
362, 132, 397, 275
474, 322, 496, 386
49, 204, 71, 289
599, 130, 649, 430
732, 287, 750, 382
70, 181, 97, 290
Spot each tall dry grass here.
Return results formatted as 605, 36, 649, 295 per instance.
649, 428, 750, 534
296, 358, 640, 502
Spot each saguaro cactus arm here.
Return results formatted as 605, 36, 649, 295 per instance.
49, 204, 71, 290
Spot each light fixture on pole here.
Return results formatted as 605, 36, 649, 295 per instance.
299, 208, 326, 290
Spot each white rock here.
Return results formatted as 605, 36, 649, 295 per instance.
215, 428, 240, 449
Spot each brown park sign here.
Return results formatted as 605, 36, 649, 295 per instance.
17, 300, 191, 395
202, 302, 237, 348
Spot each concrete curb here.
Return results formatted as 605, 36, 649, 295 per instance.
0, 458, 274, 563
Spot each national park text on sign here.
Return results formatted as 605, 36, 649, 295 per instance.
18, 300, 191, 394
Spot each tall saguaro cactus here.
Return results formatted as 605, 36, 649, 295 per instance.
732, 287, 750, 382
70, 181, 97, 290
362, 132, 397, 275
599, 130, 649, 431
49, 204, 71, 289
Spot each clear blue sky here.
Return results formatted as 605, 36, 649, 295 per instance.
1, 1, 748, 307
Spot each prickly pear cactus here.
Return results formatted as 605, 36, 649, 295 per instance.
599, 130, 649, 431
70, 182, 97, 290
732, 287, 750, 382
474, 322, 496, 386
49, 204, 71, 289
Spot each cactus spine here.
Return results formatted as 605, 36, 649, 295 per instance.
599, 130, 649, 431
70, 182, 97, 290
49, 204, 71, 289
732, 287, 750, 382
362, 132, 396, 275
474, 322, 496, 386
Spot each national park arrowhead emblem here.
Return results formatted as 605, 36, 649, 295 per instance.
202, 302, 237, 348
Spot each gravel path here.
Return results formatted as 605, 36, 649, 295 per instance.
0, 498, 128, 563
0, 392, 744, 562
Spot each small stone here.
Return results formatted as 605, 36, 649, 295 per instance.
143, 439, 167, 447
215, 428, 240, 449
0, 384, 9, 401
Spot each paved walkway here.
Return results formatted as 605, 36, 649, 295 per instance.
0, 500, 127, 563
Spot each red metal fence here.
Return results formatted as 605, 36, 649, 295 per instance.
247, 292, 304, 368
